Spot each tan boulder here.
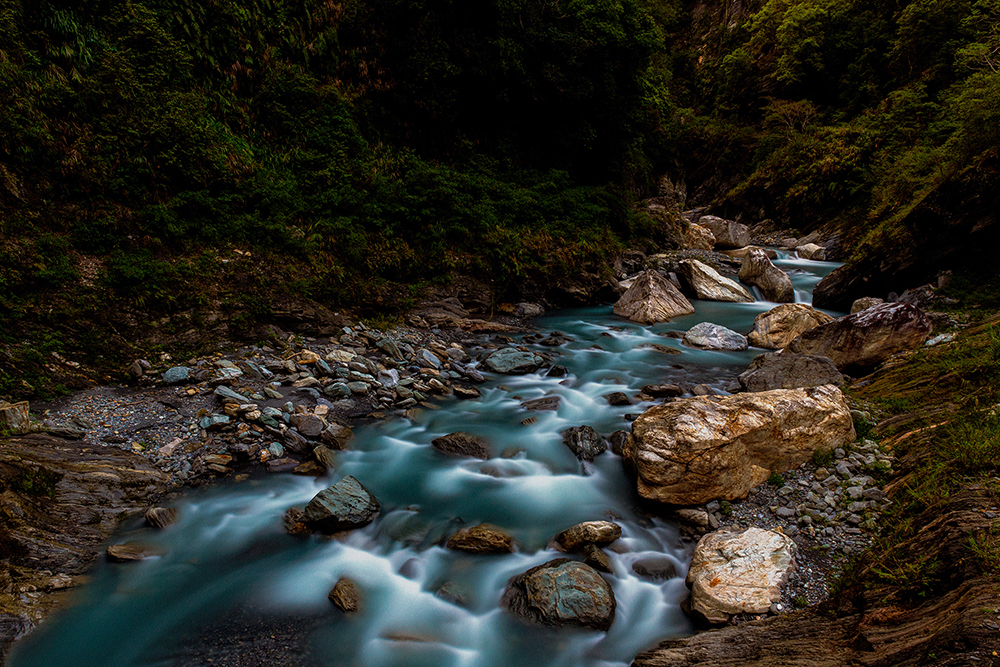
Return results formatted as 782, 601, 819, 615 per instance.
678, 259, 754, 303
685, 223, 715, 250
722, 246, 778, 260
738, 249, 794, 303
613, 270, 695, 324
850, 296, 884, 313
555, 521, 622, 552
446, 523, 514, 554
686, 527, 796, 624
698, 215, 751, 249
795, 243, 826, 260
0, 401, 31, 435
623, 385, 855, 505
747, 303, 834, 349
786, 302, 932, 373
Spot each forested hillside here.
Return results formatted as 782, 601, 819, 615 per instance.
1, 0, 998, 396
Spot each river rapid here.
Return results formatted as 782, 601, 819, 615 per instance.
8, 253, 840, 667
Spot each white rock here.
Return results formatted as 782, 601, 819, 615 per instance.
678, 259, 754, 303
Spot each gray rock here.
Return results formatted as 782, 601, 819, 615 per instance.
290, 413, 325, 438
521, 396, 561, 411
613, 270, 695, 324
555, 521, 622, 551
738, 352, 845, 392
214, 386, 249, 403
302, 476, 380, 533
515, 302, 546, 318
678, 259, 754, 302
432, 432, 491, 459
698, 215, 752, 249
162, 367, 191, 385
561, 425, 607, 461
483, 348, 544, 375
631, 557, 678, 581
684, 322, 748, 351
739, 249, 794, 303
605, 392, 631, 406
501, 559, 616, 631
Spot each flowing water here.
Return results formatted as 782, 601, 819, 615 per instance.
9, 252, 841, 667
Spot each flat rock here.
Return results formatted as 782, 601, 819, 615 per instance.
501, 559, 616, 631
678, 259, 754, 302
301, 475, 380, 533
686, 527, 796, 624
747, 303, 835, 350
623, 385, 855, 504
738, 351, 845, 392
632, 556, 678, 581
432, 432, 490, 459
555, 521, 622, 551
106, 544, 159, 562
613, 270, 695, 324
446, 523, 514, 554
520, 396, 561, 411
683, 322, 748, 351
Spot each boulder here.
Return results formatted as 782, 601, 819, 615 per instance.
613, 270, 695, 324
328, 577, 361, 612
446, 523, 514, 554
738, 352, 845, 392
786, 302, 933, 373
738, 249, 794, 303
698, 215, 752, 249
302, 475, 380, 533
555, 521, 622, 552
161, 366, 191, 385
432, 432, 490, 459
796, 243, 826, 260
483, 348, 544, 374
0, 401, 31, 435
722, 246, 778, 261
686, 527, 796, 624
561, 426, 606, 462
582, 544, 613, 573
501, 559, 616, 631
850, 296, 885, 314
678, 259, 754, 303
685, 223, 716, 250
747, 303, 835, 350
143, 507, 177, 529
623, 385, 855, 504
683, 322, 748, 351
515, 302, 545, 318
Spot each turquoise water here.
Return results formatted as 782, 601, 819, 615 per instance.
8, 254, 840, 667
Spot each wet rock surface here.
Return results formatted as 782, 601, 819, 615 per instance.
501, 559, 616, 631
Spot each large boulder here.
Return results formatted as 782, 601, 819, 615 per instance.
302, 476, 381, 533
796, 243, 826, 260
623, 385, 855, 504
747, 303, 835, 350
738, 249, 794, 303
786, 302, 932, 374
501, 559, 616, 631
483, 348, 544, 374
698, 215, 752, 249
685, 223, 716, 250
613, 270, 695, 324
738, 352, 845, 392
686, 527, 796, 624
678, 259, 754, 303
683, 322, 748, 351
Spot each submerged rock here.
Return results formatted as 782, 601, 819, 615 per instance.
738, 351, 845, 392
501, 559, 616, 631
624, 385, 855, 505
613, 270, 695, 324
683, 322, 748, 351
432, 432, 491, 459
739, 249, 794, 303
561, 426, 606, 462
678, 259, 754, 303
446, 523, 514, 554
302, 476, 381, 533
787, 302, 932, 373
686, 527, 796, 624
747, 303, 834, 350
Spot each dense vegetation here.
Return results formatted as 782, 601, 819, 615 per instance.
1, 0, 999, 397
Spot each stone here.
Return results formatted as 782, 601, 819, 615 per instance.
432, 432, 490, 459
483, 348, 544, 375
0, 401, 31, 435
641, 384, 683, 398
747, 303, 835, 350
678, 259, 754, 302
613, 270, 695, 324
520, 396, 561, 411
582, 544, 613, 573
605, 392, 631, 406
850, 296, 885, 314
786, 302, 933, 373
683, 322, 748, 351
685, 223, 716, 250
676, 509, 711, 529
214, 385, 249, 403
162, 366, 191, 385
632, 557, 678, 581
453, 385, 481, 399
144, 507, 177, 529
624, 385, 855, 504
446, 523, 514, 554
515, 302, 545, 318
561, 425, 607, 462
738, 351, 845, 392
501, 559, 616, 631
796, 243, 826, 260
722, 246, 778, 260
328, 577, 361, 612
106, 544, 158, 562
301, 476, 380, 533
698, 215, 752, 249
686, 527, 796, 624
555, 521, 622, 551
199, 414, 230, 431
739, 249, 794, 303
290, 413, 326, 438
320, 423, 354, 449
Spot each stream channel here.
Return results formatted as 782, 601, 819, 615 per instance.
9, 253, 840, 667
